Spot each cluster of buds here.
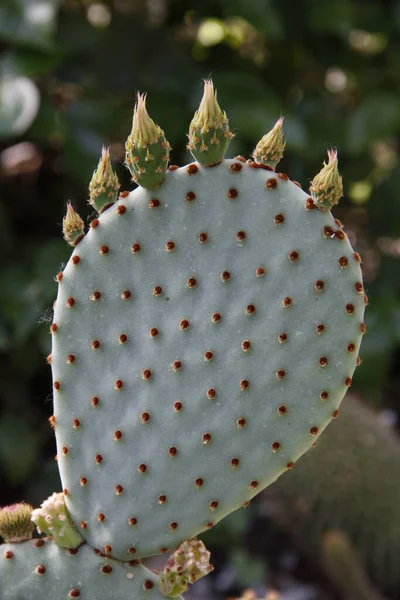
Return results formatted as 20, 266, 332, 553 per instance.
61, 79, 344, 239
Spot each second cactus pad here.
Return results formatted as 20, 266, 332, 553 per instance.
0, 538, 169, 600
51, 159, 365, 561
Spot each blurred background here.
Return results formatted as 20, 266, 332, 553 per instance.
0, 0, 400, 598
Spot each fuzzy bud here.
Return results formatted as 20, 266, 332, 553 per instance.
125, 93, 170, 189
89, 147, 120, 212
188, 79, 233, 166
31, 492, 84, 549
253, 117, 285, 169
310, 149, 343, 211
62, 202, 84, 246
0, 503, 34, 542
159, 539, 213, 597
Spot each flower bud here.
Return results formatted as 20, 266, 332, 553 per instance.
89, 147, 120, 212
62, 203, 84, 246
125, 93, 170, 189
31, 492, 83, 549
188, 79, 232, 166
0, 503, 34, 542
310, 149, 343, 211
159, 538, 213, 597
253, 117, 285, 169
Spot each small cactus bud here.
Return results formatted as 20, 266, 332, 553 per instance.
0, 503, 34, 542
31, 492, 84, 549
188, 79, 233, 166
158, 538, 213, 597
253, 117, 285, 169
125, 93, 170, 190
62, 203, 84, 246
89, 147, 120, 212
310, 149, 343, 211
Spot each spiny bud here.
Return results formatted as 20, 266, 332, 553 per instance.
253, 117, 285, 169
125, 93, 170, 190
310, 149, 343, 211
188, 79, 233, 166
89, 147, 120, 212
158, 538, 213, 597
62, 202, 84, 246
0, 503, 34, 542
31, 492, 84, 549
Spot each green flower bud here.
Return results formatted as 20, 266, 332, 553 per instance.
62, 202, 84, 246
89, 147, 120, 212
125, 93, 170, 189
31, 492, 84, 549
310, 149, 343, 211
253, 117, 285, 169
188, 79, 233, 166
159, 539, 213, 597
0, 503, 34, 542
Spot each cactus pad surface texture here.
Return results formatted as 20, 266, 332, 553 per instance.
49, 81, 366, 562
0, 538, 170, 600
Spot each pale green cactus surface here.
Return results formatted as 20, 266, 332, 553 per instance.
51, 156, 365, 561
1, 81, 366, 599
0, 538, 175, 600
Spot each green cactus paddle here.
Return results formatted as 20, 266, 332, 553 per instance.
46, 80, 365, 562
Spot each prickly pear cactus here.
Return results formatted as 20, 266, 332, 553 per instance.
0, 538, 172, 600
48, 80, 365, 562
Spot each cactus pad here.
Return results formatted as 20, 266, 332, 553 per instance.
0, 538, 173, 600
51, 159, 365, 561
